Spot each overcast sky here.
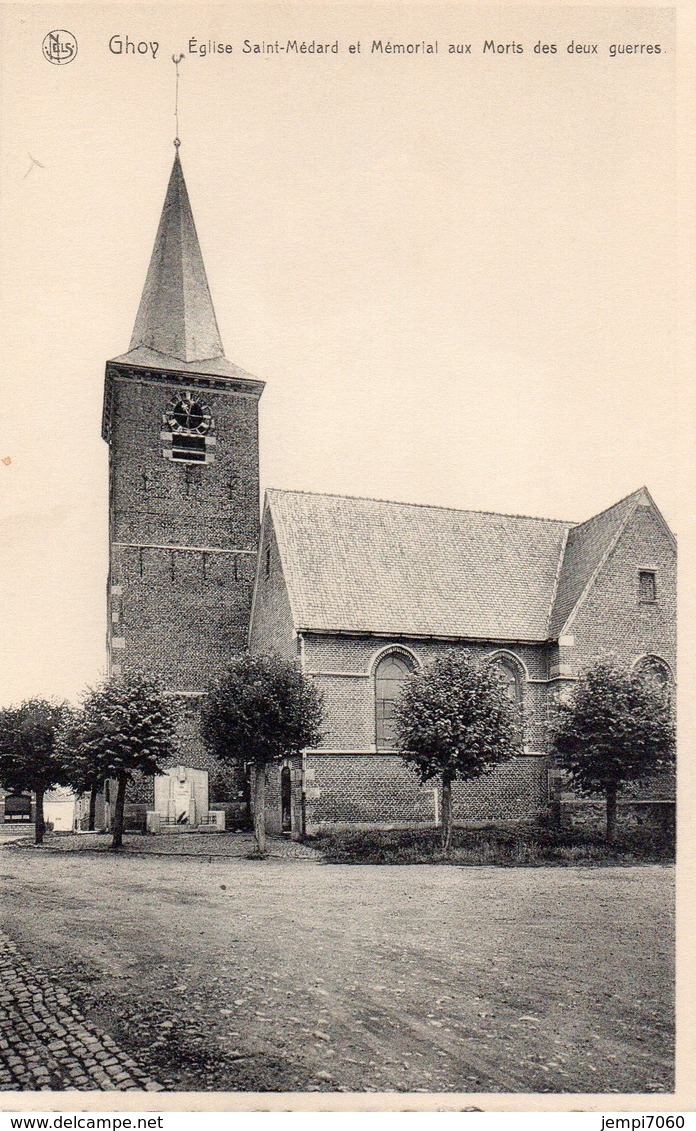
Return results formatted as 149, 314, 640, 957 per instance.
0, 3, 685, 703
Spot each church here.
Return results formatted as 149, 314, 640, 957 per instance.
102, 150, 676, 837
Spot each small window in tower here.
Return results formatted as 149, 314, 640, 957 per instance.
172, 434, 206, 462
264, 544, 272, 579
638, 570, 657, 603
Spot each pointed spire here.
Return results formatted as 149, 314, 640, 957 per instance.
129, 152, 225, 364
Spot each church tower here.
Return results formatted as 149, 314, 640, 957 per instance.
102, 149, 264, 782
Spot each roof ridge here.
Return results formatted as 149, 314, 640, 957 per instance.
265, 487, 575, 525
567, 487, 645, 535
546, 525, 570, 635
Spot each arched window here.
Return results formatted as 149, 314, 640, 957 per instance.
487, 653, 524, 743
635, 656, 672, 700
487, 654, 524, 708
375, 652, 416, 750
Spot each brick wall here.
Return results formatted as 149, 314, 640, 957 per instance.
288, 752, 548, 833
566, 503, 676, 675
109, 548, 257, 691
451, 756, 548, 819
106, 368, 261, 550
302, 633, 549, 753
309, 754, 437, 826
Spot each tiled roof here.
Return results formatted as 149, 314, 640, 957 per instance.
548, 489, 646, 636
264, 487, 660, 642
266, 490, 572, 641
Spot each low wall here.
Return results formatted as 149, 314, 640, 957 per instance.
559, 799, 675, 836
293, 752, 550, 836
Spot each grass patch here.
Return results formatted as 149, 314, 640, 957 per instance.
315, 819, 675, 866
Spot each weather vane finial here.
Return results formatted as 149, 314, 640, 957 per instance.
172, 54, 184, 149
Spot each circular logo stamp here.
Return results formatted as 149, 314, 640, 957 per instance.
42, 30, 78, 65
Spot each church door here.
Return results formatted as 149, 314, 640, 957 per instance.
281, 766, 292, 833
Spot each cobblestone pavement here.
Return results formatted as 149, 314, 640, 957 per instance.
0, 928, 163, 1091
7, 832, 320, 859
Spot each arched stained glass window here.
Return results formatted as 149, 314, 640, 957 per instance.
375, 652, 415, 750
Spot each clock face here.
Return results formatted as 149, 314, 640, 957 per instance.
166, 393, 212, 435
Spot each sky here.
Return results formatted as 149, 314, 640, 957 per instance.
0, 2, 688, 704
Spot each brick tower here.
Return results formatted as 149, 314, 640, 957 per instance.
102, 149, 264, 803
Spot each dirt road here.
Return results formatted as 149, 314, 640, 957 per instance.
0, 850, 673, 1094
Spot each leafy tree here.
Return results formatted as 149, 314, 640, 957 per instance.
66, 672, 178, 850
551, 660, 675, 843
393, 652, 519, 854
59, 708, 106, 831
201, 653, 324, 853
0, 699, 71, 844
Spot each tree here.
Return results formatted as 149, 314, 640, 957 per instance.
551, 660, 675, 843
0, 699, 71, 844
59, 708, 105, 831
66, 672, 178, 850
393, 652, 519, 854
201, 653, 324, 853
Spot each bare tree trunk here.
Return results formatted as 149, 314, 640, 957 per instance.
441, 774, 453, 855
111, 771, 127, 851
35, 789, 45, 845
88, 785, 98, 832
605, 783, 618, 845
253, 764, 267, 854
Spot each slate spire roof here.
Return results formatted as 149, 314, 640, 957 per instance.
111, 151, 260, 381
128, 150, 223, 363
260, 487, 671, 643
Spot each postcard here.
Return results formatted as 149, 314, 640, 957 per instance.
0, 0, 692, 1116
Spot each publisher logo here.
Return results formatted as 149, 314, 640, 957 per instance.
42, 30, 78, 64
